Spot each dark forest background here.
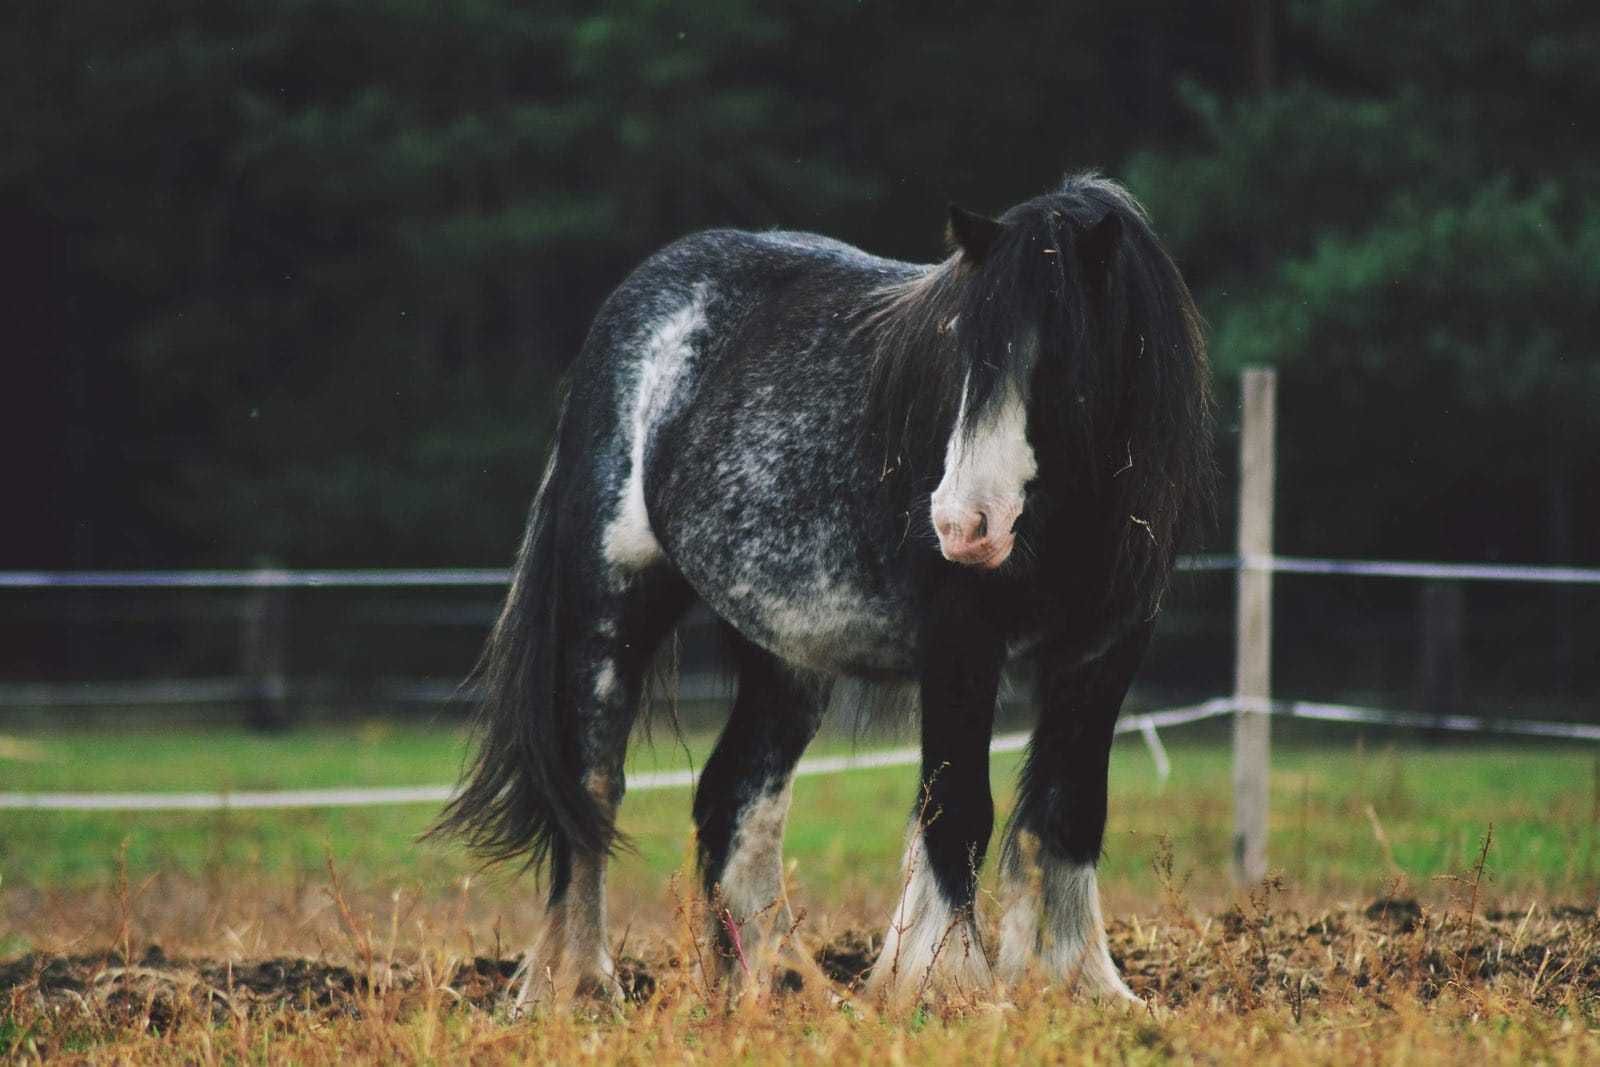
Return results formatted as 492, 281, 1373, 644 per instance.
3, 1, 1597, 716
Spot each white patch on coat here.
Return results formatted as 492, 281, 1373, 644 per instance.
710, 784, 806, 991
865, 831, 992, 1002
717, 785, 794, 922
929, 375, 1036, 540
997, 843, 1137, 1003
512, 849, 616, 1010
592, 661, 619, 705
564, 849, 614, 983
602, 288, 709, 570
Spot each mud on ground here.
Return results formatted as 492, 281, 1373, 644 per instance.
4, 897, 1598, 1030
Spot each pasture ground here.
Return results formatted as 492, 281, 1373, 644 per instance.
3, 722, 1599, 1062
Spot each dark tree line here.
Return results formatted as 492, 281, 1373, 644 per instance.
6, 0, 1597, 574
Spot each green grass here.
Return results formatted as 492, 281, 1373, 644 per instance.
3, 721, 1598, 900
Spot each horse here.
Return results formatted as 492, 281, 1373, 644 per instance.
432, 173, 1215, 1007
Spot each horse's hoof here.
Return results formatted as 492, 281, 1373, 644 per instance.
573, 973, 622, 1003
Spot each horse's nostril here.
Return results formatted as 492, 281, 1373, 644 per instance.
973, 512, 988, 540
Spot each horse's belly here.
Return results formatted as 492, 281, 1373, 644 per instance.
651, 467, 915, 673
694, 567, 916, 676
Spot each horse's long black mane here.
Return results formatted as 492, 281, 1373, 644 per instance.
861, 173, 1215, 626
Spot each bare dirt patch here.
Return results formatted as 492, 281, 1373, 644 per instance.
6, 898, 1598, 1030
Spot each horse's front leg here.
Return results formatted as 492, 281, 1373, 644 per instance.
865, 594, 1003, 1003
997, 619, 1154, 1004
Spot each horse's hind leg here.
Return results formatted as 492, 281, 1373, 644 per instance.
515, 569, 692, 1009
996, 620, 1153, 1004
692, 632, 827, 994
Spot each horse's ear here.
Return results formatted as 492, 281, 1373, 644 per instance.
1076, 212, 1122, 276
947, 204, 1005, 263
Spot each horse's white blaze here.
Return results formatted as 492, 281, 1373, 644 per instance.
603, 288, 709, 570
930, 376, 1036, 541
998, 851, 1137, 1002
866, 831, 992, 1000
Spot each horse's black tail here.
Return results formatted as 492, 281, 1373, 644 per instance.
427, 423, 609, 899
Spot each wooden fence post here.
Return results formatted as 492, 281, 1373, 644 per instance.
1232, 367, 1277, 885
242, 564, 292, 731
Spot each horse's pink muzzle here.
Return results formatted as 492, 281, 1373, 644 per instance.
933, 500, 1022, 570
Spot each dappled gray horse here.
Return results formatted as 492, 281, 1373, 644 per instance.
433, 174, 1214, 1005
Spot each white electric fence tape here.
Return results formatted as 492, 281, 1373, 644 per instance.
6, 696, 1595, 812
4, 555, 1597, 588
0, 701, 1236, 812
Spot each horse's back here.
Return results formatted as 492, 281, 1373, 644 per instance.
606, 227, 913, 311
570, 228, 925, 675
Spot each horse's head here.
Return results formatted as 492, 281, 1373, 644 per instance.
925, 205, 1049, 571
866, 176, 1213, 587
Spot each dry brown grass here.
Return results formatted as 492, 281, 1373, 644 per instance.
5, 856, 1600, 1065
